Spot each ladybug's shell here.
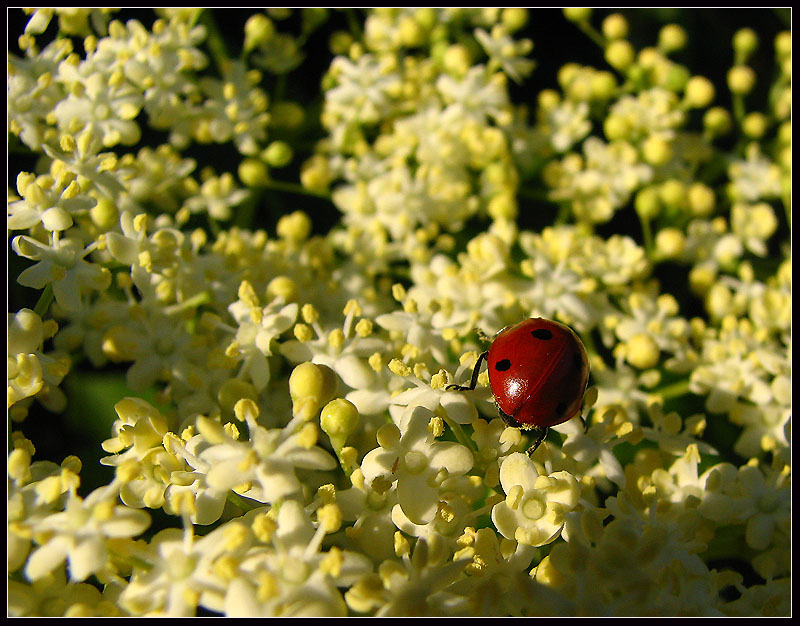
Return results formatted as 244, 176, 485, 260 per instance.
487, 318, 589, 429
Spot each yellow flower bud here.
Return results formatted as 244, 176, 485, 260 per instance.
262, 140, 293, 168
727, 65, 756, 95
659, 179, 685, 211
487, 192, 518, 220
655, 227, 686, 259
502, 8, 528, 32
603, 114, 630, 141
266, 276, 298, 303
277, 210, 311, 242
642, 135, 672, 166
443, 44, 471, 77
687, 183, 716, 217
689, 264, 717, 296
634, 187, 661, 220
563, 8, 592, 22
602, 13, 628, 40
289, 362, 338, 421
90, 196, 119, 231
238, 158, 269, 187
774, 30, 791, 60
320, 398, 360, 450
741, 112, 768, 139
626, 332, 660, 369
658, 24, 687, 53
733, 28, 759, 61
703, 107, 732, 136
684, 75, 715, 108
605, 40, 635, 71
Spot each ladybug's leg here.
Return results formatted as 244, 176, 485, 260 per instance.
526, 427, 548, 456
447, 350, 488, 391
497, 406, 519, 428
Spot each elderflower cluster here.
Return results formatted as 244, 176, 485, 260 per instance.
8, 8, 790, 617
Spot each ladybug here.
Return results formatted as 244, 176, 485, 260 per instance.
449, 318, 590, 454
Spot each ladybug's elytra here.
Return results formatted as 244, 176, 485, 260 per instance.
449, 318, 590, 455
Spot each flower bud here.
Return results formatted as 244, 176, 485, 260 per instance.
605, 40, 635, 71
602, 13, 628, 40
563, 8, 592, 22
727, 65, 756, 95
642, 135, 672, 166
742, 112, 767, 139
703, 107, 732, 137
238, 158, 269, 187
320, 398, 360, 450
626, 332, 660, 369
655, 227, 686, 260
687, 183, 716, 217
684, 76, 715, 108
733, 28, 759, 61
289, 361, 338, 420
658, 24, 687, 53
262, 140, 293, 168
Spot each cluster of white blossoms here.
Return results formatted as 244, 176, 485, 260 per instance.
8, 8, 790, 617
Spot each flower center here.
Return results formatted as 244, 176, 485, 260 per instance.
521, 494, 546, 520
404, 450, 428, 474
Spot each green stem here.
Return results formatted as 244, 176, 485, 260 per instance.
440, 410, 477, 453
731, 93, 746, 125
651, 377, 692, 400
263, 178, 332, 200
107, 546, 154, 572
33, 284, 55, 319
227, 490, 263, 513
164, 291, 212, 316
574, 19, 607, 50
333, 445, 355, 479
200, 9, 231, 74
639, 214, 654, 257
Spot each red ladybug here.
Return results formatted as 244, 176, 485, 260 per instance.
449, 318, 590, 454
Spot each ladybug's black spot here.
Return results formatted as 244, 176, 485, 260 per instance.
495, 358, 511, 371
555, 402, 568, 418
531, 328, 553, 340
573, 352, 584, 370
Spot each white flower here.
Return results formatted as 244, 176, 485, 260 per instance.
436, 66, 511, 124
8, 173, 93, 232
347, 535, 470, 616
224, 501, 371, 617
24, 484, 150, 582
491, 452, 580, 546
119, 527, 226, 616
183, 172, 250, 221
559, 418, 626, 489
608, 87, 685, 142
199, 411, 336, 506
12, 235, 111, 313
279, 306, 392, 414
728, 143, 782, 202
389, 379, 479, 426
8, 39, 72, 149
105, 18, 207, 130
324, 54, 401, 129
474, 26, 535, 83
53, 67, 143, 147
548, 137, 653, 223
227, 292, 298, 391
361, 405, 473, 525
547, 100, 591, 152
